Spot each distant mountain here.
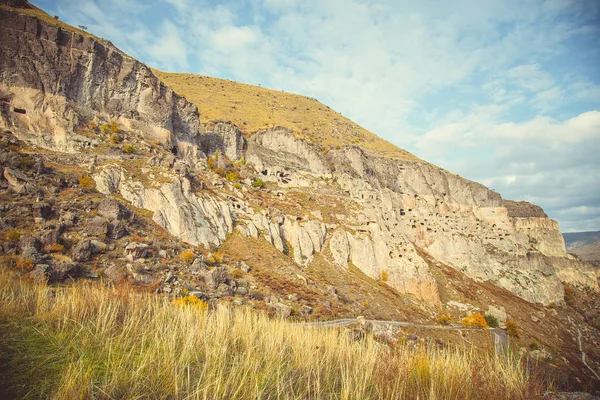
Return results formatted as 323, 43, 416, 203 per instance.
563, 231, 600, 261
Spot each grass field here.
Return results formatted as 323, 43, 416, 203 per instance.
0, 267, 548, 399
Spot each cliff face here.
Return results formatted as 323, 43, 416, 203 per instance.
1, 5, 597, 307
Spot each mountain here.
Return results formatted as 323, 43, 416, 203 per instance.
564, 231, 600, 262
0, 0, 599, 395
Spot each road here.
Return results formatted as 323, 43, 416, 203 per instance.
300, 318, 509, 354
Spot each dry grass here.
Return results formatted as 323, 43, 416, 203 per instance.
0, 268, 548, 399
153, 70, 420, 161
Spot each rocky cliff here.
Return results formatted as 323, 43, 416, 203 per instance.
0, 2, 598, 310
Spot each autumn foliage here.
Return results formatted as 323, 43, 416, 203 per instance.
461, 313, 488, 329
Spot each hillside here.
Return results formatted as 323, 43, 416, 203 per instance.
153, 70, 420, 161
1, 0, 600, 396
564, 231, 600, 261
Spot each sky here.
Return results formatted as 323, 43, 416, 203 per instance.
34, 0, 600, 232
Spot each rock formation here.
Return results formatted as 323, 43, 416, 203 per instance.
0, 3, 597, 310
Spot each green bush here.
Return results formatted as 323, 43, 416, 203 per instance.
484, 313, 499, 328
123, 145, 135, 154
252, 178, 265, 188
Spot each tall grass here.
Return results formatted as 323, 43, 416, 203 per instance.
0, 269, 546, 399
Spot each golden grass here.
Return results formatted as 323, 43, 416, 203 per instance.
153, 70, 421, 161
0, 268, 547, 399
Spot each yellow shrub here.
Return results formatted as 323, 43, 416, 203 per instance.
109, 134, 120, 144
461, 313, 488, 329
436, 314, 454, 326
505, 319, 520, 338
78, 175, 96, 190
172, 295, 208, 311
16, 258, 35, 270
380, 269, 389, 281
226, 172, 239, 181
180, 250, 195, 263
109, 120, 120, 133
43, 243, 65, 253
87, 121, 98, 130
100, 124, 111, 134
122, 144, 135, 154
4, 229, 21, 242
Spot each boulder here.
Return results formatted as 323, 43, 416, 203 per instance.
125, 242, 149, 260
98, 199, 130, 221
271, 302, 292, 318
36, 224, 64, 247
108, 220, 128, 239
72, 239, 94, 262
50, 261, 79, 282
103, 264, 125, 282
85, 216, 108, 237
487, 305, 507, 326
32, 203, 52, 220
205, 267, 230, 289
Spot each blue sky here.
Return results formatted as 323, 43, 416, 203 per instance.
34, 0, 600, 232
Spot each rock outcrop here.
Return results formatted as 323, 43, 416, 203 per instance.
1, 4, 597, 308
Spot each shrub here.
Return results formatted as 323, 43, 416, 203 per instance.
484, 313, 499, 328
123, 145, 135, 154
78, 175, 96, 190
231, 268, 243, 279
252, 178, 265, 188
109, 120, 120, 133
109, 134, 120, 144
380, 269, 389, 281
43, 243, 65, 253
213, 168, 226, 178
207, 157, 215, 169
180, 250, 195, 263
87, 121, 98, 130
563, 284, 575, 306
233, 183, 242, 190
505, 319, 520, 338
129, 234, 147, 243
172, 295, 208, 311
207, 251, 224, 264
100, 124, 111, 135
5, 229, 21, 243
529, 341, 539, 351
461, 313, 488, 329
436, 314, 454, 326
16, 258, 35, 270
226, 172, 240, 181
19, 156, 34, 170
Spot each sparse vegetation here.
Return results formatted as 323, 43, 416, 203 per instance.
122, 144, 135, 154
252, 178, 266, 188
109, 134, 120, 144
0, 270, 546, 399
109, 120, 120, 133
